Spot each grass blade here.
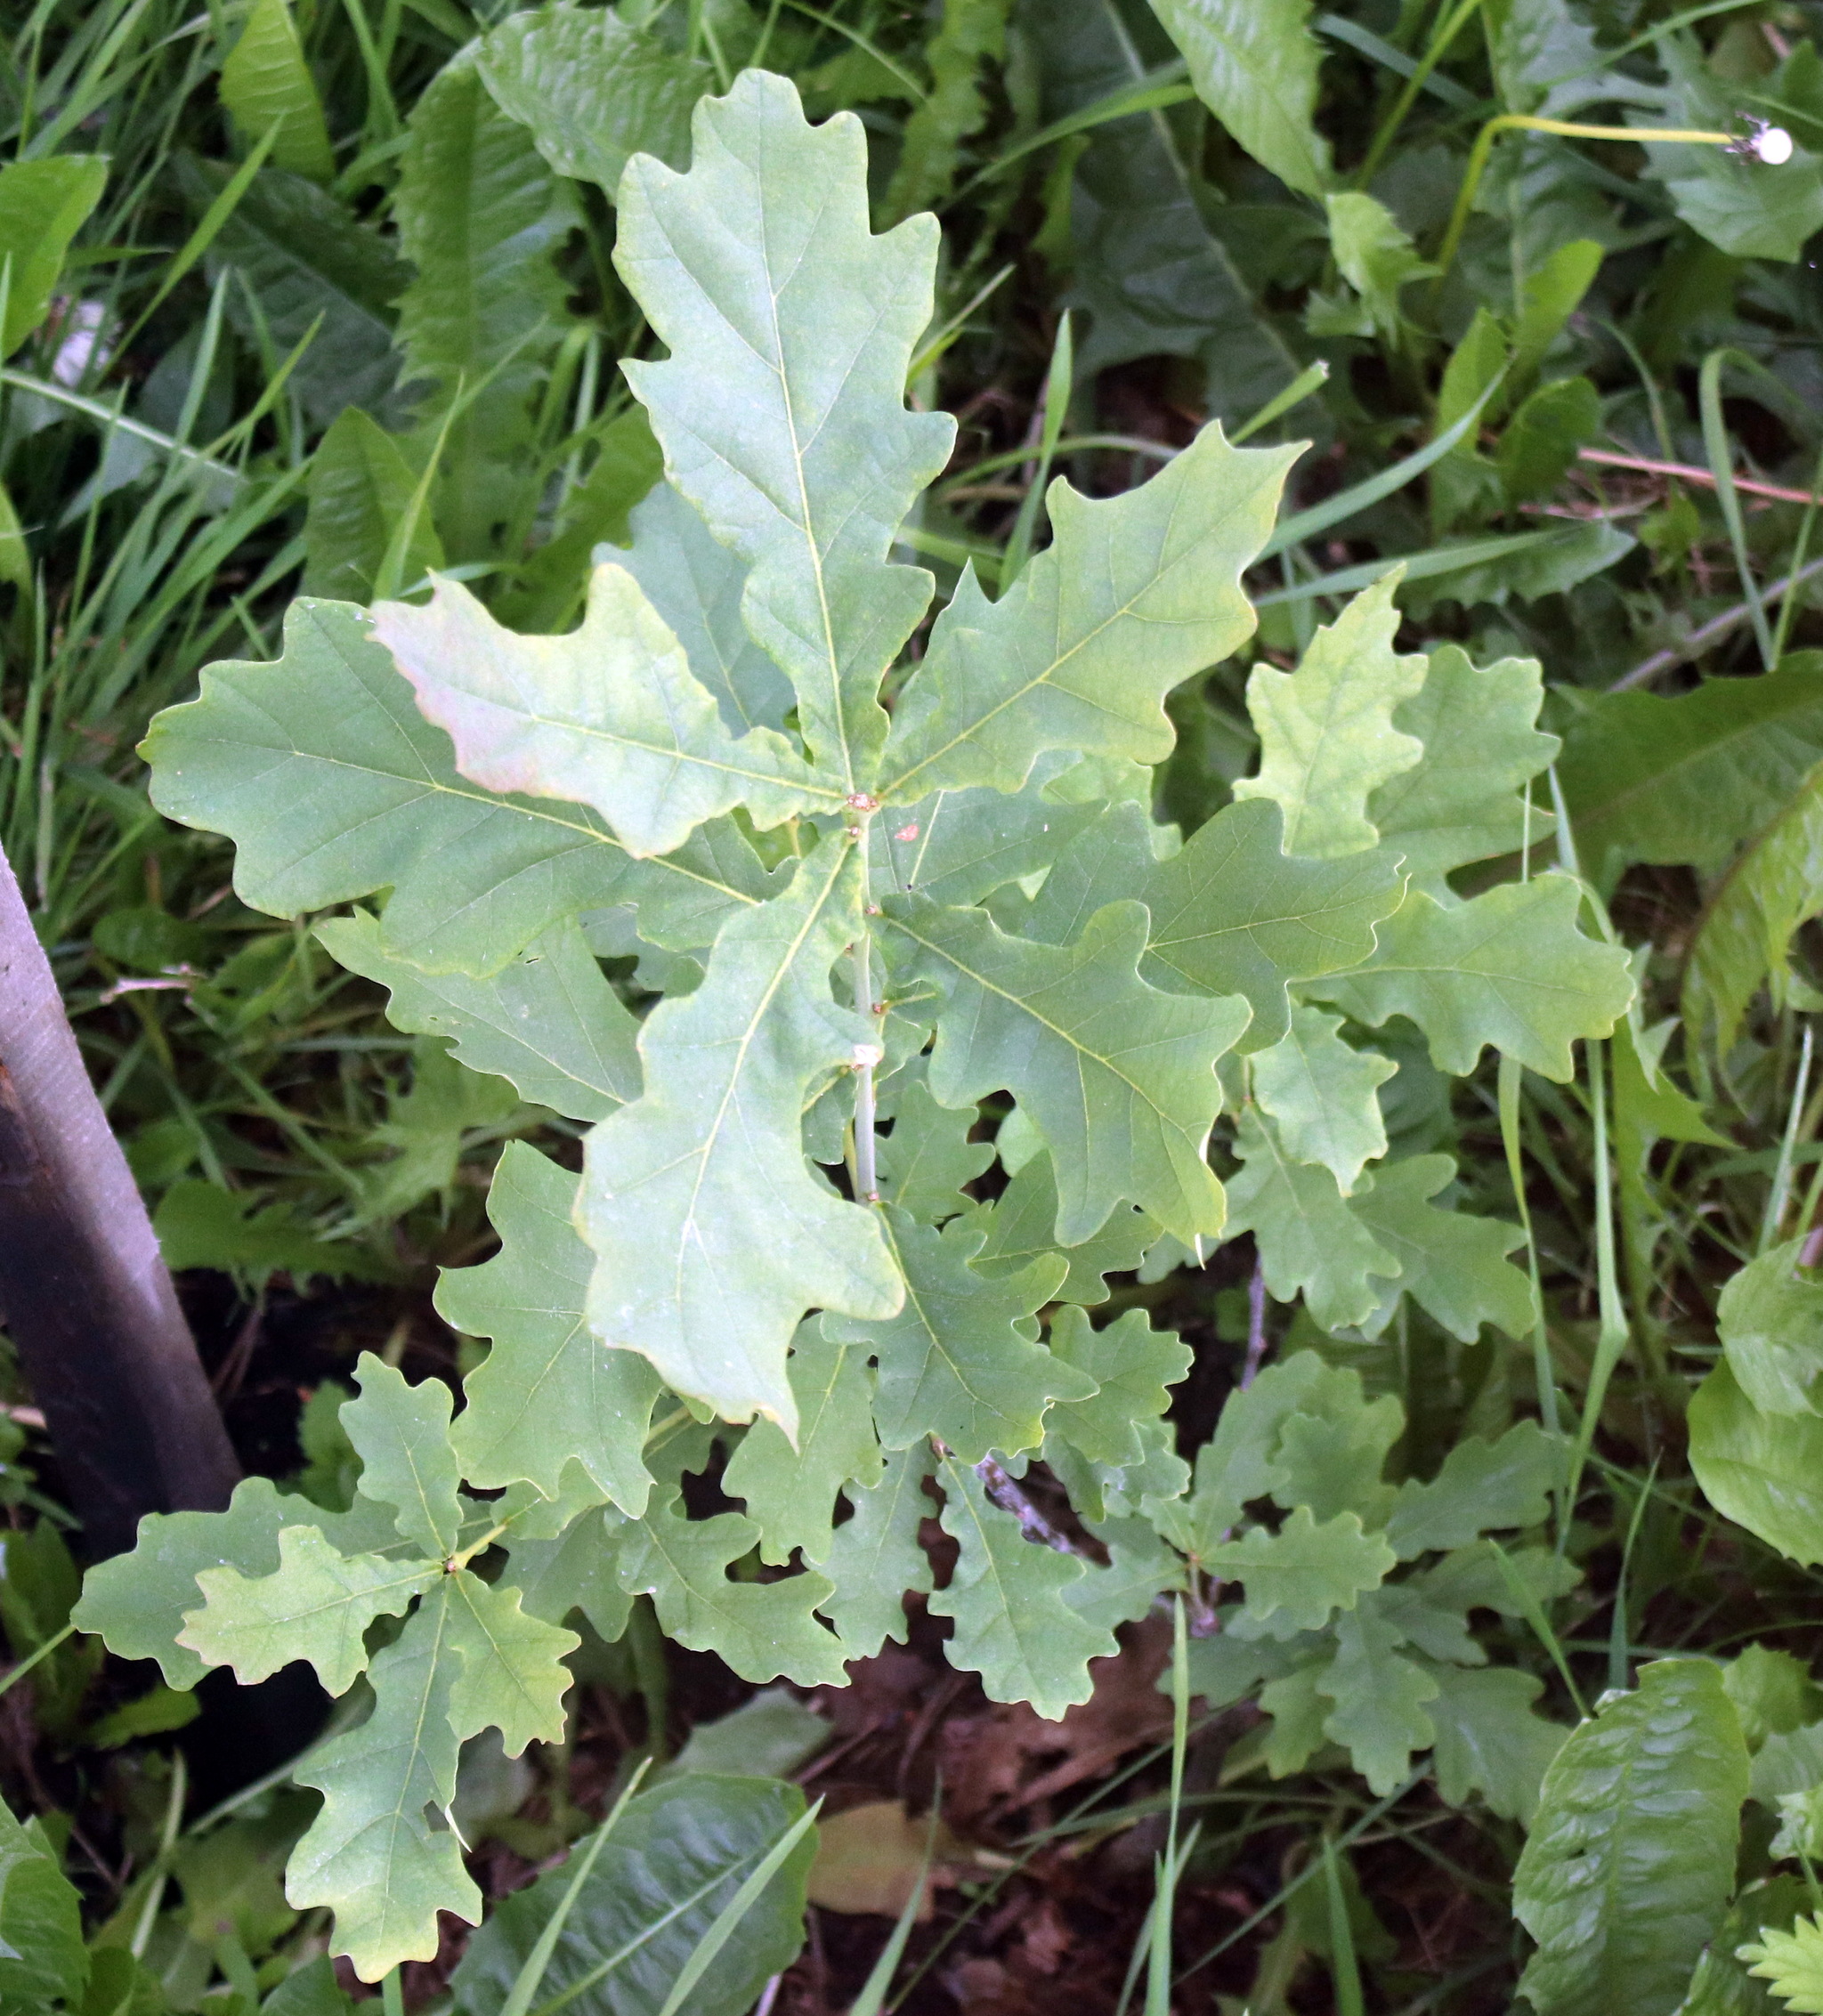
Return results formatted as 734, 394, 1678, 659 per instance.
847, 1810, 939, 2016
1260, 372, 1504, 558
652, 1801, 822, 2016
498, 1757, 655, 2016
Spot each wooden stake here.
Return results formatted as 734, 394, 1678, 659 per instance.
0, 841, 238, 1556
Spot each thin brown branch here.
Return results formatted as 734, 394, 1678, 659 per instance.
1578, 447, 1823, 507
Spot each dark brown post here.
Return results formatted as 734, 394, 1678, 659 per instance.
0, 840, 238, 1557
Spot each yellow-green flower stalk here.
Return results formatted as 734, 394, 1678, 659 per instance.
1434, 115, 1794, 295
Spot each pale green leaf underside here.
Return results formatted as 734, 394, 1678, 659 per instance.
141, 598, 770, 976
180, 1526, 433, 1696
885, 895, 1250, 1244
1233, 573, 1425, 860
615, 70, 953, 787
441, 1141, 660, 1513
318, 911, 639, 1121
374, 568, 840, 859
931, 1455, 1116, 1720
881, 423, 1295, 801
1312, 876, 1635, 1081
579, 834, 903, 1435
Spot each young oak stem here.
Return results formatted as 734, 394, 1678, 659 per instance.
850, 806, 884, 1204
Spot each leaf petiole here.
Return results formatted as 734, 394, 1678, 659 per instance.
444, 1520, 511, 1574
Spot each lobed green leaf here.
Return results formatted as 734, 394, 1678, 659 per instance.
142, 599, 770, 976
612, 1494, 849, 1687
826, 1209, 1086, 1463
881, 423, 1293, 801
341, 1354, 463, 1560
885, 895, 1249, 1244
615, 71, 953, 787
319, 912, 639, 1121
1232, 574, 1424, 861
442, 1143, 660, 1512
930, 1455, 1116, 1720
1313, 875, 1635, 1081
1138, 798, 1404, 1054
179, 1526, 433, 1696
373, 568, 843, 860
577, 833, 902, 1435
288, 1587, 482, 1979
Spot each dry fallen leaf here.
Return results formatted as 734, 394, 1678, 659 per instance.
806, 1799, 968, 1919
936, 1615, 1174, 1826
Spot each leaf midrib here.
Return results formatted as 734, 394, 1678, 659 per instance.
668, 842, 852, 1318
764, 183, 855, 795
214, 707, 761, 913
443, 692, 845, 802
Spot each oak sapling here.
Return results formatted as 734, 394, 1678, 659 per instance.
83, 69, 1633, 1976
